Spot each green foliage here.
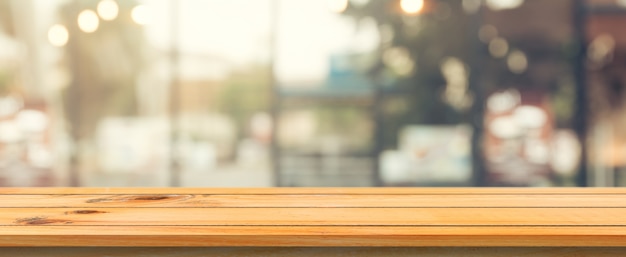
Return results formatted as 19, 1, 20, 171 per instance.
551, 77, 576, 127
218, 65, 271, 138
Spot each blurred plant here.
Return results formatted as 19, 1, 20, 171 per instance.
218, 64, 271, 140
551, 76, 576, 127
316, 106, 373, 151
57, 0, 147, 142
340, 0, 473, 149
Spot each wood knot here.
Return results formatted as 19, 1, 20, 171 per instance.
65, 210, 108, 215
15, 217, 73, 225
86, 194, 192, 204
131, 195, 171, 201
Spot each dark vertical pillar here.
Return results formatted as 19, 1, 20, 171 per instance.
67, 0, 81, 187
169, 0, 181, 187
371, 85, 384, 187
468, 5, 487, 187
270, 0, 282, 187
572, 0, 589, 187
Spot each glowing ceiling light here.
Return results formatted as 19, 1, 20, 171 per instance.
400, 0, 424, 15
77, 9, 100, 33
97, 0, 119, 21
48, 24, 69, 47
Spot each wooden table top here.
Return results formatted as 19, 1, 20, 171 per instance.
1, 187, 626, 247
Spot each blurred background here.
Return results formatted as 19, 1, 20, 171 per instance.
0, 0, 625, 187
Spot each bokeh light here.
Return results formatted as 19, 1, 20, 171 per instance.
550, 130, 581, 176
47, 24, 69, 47
513, 105, 547, 129
441, 57, 471, 110
487, 89, 520, 113
400, 0, 424, 15
327, 0, 349, 13
485, 0, 524, 11
588, 34, 615, 66
489, 116, 521, 139
349, 0, 370, 8
507, 50, 528, 74
0, 95, 24, 118
488, 37, 509, 58
16, 110, 49, 133
77, 9, 100, 33
462, 0, 482, 14
0, 121, 23, 143
383, 47, 414, 76
478, 25, 497, 43
131, 5, 150, 25
97, 0, 119, 21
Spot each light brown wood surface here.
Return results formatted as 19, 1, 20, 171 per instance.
5, 194, 626, 207
2, 247, 626, 257
2, 188, 626, 247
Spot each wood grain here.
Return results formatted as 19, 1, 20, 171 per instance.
3, 207, 626, 226
1, 247, 626, 257
4, 194, 626, 207
2, 188, 626, 247
3, 226, 626, 247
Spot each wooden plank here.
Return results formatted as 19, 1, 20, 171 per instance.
3, 187, 626, 195
2, 226, 626, 246
1, 207, 626, 226
2, 247, 626, 257
5, 194, 626, 207
5, 225, 626, 236
2, 188, 626, 247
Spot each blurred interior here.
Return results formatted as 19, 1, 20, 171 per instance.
0, 0, 625, 187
